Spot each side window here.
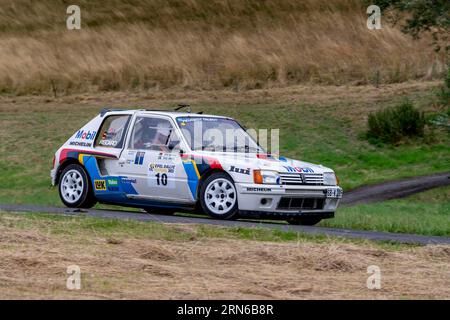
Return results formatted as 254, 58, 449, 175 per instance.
95, 115, 131, 148
128, 117, 179, 151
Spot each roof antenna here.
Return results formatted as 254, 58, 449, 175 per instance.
175, 103, 191, 113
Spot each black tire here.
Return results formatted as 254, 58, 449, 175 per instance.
143, 208, 175, 215
58, 164, 97, 208
199, 172, 239, 220
286, 217, 322, 226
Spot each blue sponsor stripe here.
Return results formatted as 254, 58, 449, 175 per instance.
182, 160, 200, 200
82, 155, 138, 196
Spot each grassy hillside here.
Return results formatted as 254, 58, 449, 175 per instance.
1, 210, 450, 299
0, 0, 445, 94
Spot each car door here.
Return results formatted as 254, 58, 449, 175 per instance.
83, 113, 133, 194
110, 114, 193, 203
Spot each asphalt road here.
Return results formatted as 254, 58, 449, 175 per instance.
342, 172, 450, 205
1, 172, 449, 245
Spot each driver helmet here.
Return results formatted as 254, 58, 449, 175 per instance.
154, 121, 172, 145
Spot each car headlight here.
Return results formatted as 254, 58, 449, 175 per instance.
323, 172, 337, 186
254, 170, 280, 184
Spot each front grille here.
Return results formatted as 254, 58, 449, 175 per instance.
277, 197, 325, 210
279, 173, 324, 185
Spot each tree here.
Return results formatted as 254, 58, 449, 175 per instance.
374, 0, 449, 107
375, 0, 449, 53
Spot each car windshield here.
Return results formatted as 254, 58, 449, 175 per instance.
176, 117, 264, 153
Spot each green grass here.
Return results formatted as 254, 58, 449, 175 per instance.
321, 186, 450, 236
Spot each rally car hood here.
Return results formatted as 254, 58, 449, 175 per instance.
197, 151, 333, 175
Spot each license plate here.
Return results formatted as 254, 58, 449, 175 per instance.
326, 188, 342, 198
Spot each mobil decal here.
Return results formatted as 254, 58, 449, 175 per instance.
75, 130, 97, 140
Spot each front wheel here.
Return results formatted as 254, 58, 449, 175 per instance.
286, 217, 322, 226
199, 173, 239, 220
58, 164, 97, 208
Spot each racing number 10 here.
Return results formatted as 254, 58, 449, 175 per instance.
155, 173, 168, 186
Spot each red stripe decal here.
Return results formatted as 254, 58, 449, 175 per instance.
59, 148, 116, 164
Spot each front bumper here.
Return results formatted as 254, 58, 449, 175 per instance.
235, 183, 343, 219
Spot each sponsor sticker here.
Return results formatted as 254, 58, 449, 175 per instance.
177, 117, 219, 123
246, 187, 272, 192
157, 152, 176, 161
99, 140, 118, 147
69, 141, 92, 147
107, 178, 119, 187
121, 177, 137, 184
229, 165, 250, 175
149, 163, 176, 174
134, 152, 145, 165
75, 130, 96, 141
94, 180, 106, 191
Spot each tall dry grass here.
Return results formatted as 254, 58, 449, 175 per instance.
0, 0, 445, 94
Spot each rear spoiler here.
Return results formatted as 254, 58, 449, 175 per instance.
100, 108, 126, 117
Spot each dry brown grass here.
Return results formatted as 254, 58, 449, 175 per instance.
0, 0, 445, 95
0, 221, 449, 299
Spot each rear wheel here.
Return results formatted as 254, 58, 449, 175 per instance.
200, 173, 238, 220
286, 217, 322, 226
58, 164, 97, 208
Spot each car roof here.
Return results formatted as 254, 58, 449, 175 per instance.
101, 108, 231, 120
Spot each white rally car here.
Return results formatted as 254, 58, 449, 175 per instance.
51, 108, 342, 225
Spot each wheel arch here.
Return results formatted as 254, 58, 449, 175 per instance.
196, 168, 234, 202
56, 158, 98, 209
55, 158, 88, 186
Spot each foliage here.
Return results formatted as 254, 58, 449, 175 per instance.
438, 65, 450, 107
375, 0, 450, 53
367, 101, 426, 144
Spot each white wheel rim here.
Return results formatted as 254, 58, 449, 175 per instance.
60, 169, 84, 204
204, 178, 236, 215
